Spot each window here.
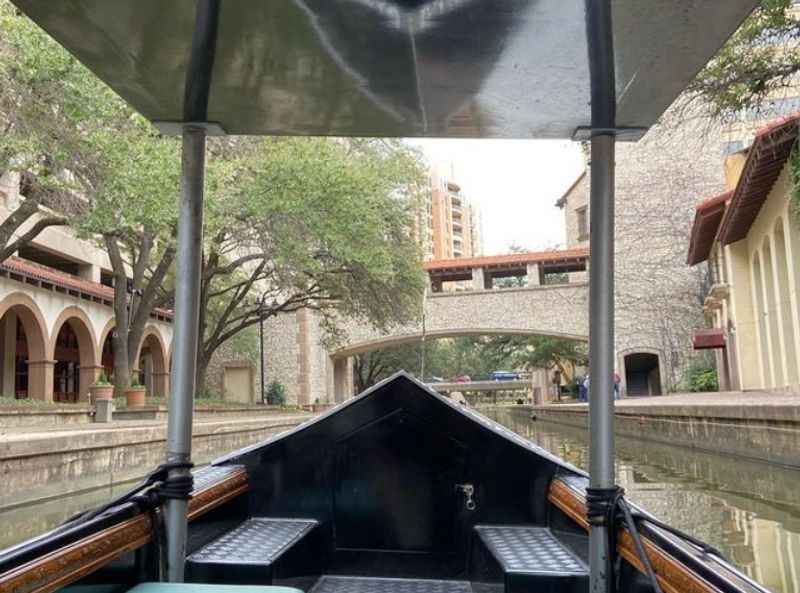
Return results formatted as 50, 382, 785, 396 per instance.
576, 206, 589, 240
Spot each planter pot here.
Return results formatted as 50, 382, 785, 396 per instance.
125, 387, 146, 408
89, 384, 114, 403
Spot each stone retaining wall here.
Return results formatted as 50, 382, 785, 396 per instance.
527, 404, 800, 469
0, 414, 309, 510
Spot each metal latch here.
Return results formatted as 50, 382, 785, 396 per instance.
456, 483, 476, 511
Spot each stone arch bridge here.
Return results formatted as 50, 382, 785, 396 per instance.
264, 248, 589, 405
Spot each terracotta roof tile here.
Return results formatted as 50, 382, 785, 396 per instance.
0, 257, 173, 319
424, 246, 589, 272
718, 112, 800, 245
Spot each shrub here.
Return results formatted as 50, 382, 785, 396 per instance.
685, 363, 719, 392
266, 381, 286, 406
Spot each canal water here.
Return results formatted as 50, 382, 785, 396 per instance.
489, 407, 800, 593
1, 408, 798, 593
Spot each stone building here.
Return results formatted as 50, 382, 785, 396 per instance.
0, 172, 173, 402
688, 114, 800, 394
558, 114, 724, 396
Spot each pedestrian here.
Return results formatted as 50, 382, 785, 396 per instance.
582, 375, 590, 402
613, 371, 621, 400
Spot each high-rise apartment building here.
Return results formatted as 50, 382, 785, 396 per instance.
416, 164, 482, 262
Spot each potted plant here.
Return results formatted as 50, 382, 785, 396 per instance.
125, 381, 146, 408
89, 372, 114, 403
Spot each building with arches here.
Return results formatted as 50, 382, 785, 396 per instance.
688, 114, 800, 394
0, 173, 173, 403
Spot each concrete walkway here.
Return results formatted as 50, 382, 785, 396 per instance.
541, 390, 800, 422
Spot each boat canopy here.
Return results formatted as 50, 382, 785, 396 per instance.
11, 0, 757, 139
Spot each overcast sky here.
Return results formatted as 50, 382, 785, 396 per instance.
407, 139, 585, 255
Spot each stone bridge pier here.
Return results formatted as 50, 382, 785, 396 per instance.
263, 249, 590, 406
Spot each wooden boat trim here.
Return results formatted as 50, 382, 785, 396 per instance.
0, 467, 249, 593
548, 478, 723, 593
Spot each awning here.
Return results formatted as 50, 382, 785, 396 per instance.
686, 191, 732, 265
692, 328, 726, 350
10, 0, 759, 139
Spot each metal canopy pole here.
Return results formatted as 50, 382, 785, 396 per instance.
586, 1, 617, 593
165, 126, 206, 582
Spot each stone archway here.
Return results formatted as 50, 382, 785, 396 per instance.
0, 293, 49, 401
48, 307, 99, 402
619, 348, 664, 397
135, 327, 169, 398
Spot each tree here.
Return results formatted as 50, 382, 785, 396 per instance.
0, 1, 94, 261
685, 0, 800, 118
354, 343, 423, 392
479, 335, 588, 383
195, 137, 427, 394
1, 1, 182, 395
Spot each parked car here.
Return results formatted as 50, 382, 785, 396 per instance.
491, 370, 521, 381
453, 375, 471, 383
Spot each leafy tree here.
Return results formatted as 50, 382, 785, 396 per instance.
196, 137, 427, 394
354, 343, 423, 392
478, 335, 588, 382
1, 1, 181, 395
685, 0, 800, 118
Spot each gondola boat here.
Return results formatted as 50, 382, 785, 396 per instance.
0, 2, 769, 593
0, 374, 772, 593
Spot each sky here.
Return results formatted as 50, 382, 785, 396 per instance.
406, 139, 585, 256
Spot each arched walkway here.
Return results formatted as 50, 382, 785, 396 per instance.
618, 347, 664, 397
48, 307, 99, 402
0, 293, 50, 401
135, 327, 169, 398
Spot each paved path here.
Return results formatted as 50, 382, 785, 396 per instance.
553, 390, 800, 407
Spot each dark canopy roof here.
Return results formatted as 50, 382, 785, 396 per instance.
11, 0, 758, 138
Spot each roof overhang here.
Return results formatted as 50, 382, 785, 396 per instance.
718, 114, 800, 245
10, 0, 759, 139
686, 191, 732, 266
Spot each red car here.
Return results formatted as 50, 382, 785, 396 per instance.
453, 375, 471, 383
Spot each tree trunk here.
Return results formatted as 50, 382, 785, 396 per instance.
195, 352, 210, 400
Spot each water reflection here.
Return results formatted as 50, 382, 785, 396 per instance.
489, 407, 800, 593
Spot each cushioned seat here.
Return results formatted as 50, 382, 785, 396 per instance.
128, 583, 302, 593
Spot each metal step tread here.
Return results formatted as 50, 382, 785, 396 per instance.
474, 525, 587, 575
187, 517, 318, 565
309, 576, 472, 593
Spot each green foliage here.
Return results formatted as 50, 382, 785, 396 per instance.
684, 362, 720, 392
686, 0, 800, 118
93, 372, 111, 386
266, 381, 287, 406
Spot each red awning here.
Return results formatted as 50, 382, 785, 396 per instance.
692, 328, 726, 350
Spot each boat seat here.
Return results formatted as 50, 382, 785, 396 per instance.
471, 525, 588, 593
187, 518, 320, 586
128, 584, 301, 593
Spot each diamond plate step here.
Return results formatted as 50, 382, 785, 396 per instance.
188, 518, 318, 565
474, 525, 587, 575
310, 577, 473, 593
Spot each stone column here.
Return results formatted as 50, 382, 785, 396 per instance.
782, 215, 800, 390
153, 372, 170, 399
78, 365, 104, 402
768, 231, 795, 387
472, 267, 485, 291
526, 263, 541, 286
27, 359, 55, 402
333, 357, 353, 403
2, 312, 16, 396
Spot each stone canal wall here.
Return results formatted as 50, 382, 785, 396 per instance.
524, 396, 800, 469
0, 413, 310, 510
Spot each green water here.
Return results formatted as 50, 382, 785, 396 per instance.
488, 407, 800, 593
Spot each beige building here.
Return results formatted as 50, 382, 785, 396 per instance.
0, 172, 173, 402
419, 164, 482, 261
688, 113, 800, 394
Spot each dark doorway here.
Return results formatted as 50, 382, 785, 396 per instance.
624, 353, 662, 396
